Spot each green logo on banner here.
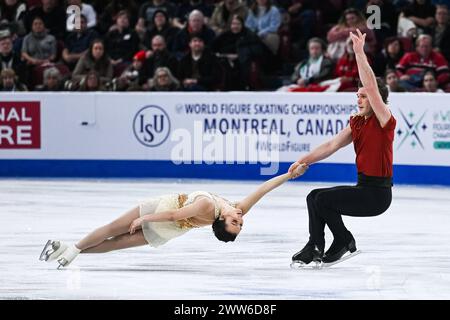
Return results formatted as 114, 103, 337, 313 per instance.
434, 141, 450, 149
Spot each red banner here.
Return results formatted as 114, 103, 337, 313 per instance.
0, 101, 41, 149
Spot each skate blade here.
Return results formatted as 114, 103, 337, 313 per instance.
39, 240, 52, 261
320, 250, 362, 269
57, 258, 68, 270
290, 260, 322, 270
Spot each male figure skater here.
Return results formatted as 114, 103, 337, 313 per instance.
289, 29, 396, 266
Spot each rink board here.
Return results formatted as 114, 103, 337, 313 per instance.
1, 92, 449, 185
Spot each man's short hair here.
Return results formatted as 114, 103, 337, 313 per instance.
358, 77, 389, 104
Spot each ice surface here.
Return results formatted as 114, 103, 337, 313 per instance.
1, 178, 449, 299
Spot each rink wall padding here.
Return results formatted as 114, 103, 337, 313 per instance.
0, 160, 449, 186
1, 92, 450, 185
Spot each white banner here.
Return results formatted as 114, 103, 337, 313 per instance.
0, 92, 449, 167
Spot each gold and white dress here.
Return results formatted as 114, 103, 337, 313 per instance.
139, 191, 221, 247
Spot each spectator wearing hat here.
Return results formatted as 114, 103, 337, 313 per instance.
141, 35, 178, 87
0, 67, 27, 90
113, 49, 147, 91
135, 0, 176, 38
143, 9, 179, 51
178, 34, 222, 91
0, 28, 26, 83
105, 10, 140, 67
36, 66, 64, 91
62, 14, 99, 70
172, 10, 216, 58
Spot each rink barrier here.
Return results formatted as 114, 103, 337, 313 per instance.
1, 92, 450, 185
1, 160, 449, 186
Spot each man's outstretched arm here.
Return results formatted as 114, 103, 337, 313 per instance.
350, 29, 392, 127
289, 126, 352, 174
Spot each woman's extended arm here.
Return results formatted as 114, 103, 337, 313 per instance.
236, 164, 308, 216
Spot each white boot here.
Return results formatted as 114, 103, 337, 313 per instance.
39, 240, 68, 262
57, 244, 81, 269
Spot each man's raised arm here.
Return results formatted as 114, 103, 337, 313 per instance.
350, 29, 392, 127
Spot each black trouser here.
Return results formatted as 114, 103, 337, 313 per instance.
306, 174, 392, 248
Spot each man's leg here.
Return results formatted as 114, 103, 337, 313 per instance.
292, 188, 332, 264
315, 186, 391, 243
306, 188, 331, 249
314, 186, 392, 262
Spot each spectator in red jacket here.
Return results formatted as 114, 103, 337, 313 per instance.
396, 34, 450, 90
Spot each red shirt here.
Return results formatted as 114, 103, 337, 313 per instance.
350, 114, 396, 177
396, 51, 450, 86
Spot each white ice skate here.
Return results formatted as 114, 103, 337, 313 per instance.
39, 240, 68, 262
56, 245, 81, 269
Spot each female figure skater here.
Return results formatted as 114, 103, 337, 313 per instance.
40, 164, 308, 269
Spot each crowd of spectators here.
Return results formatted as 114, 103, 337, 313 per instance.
1, 0, 450, 93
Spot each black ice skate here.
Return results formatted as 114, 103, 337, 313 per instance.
321, 238, 361, 267
290, 243, 324, 269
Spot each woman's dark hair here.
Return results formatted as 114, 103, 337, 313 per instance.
88, 39, 110, 69
212, 217, 237, 243
383, 37, 404, 57
358, 77, 389, 104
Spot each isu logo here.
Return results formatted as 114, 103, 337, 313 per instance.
133, 105, 171, 147
0, 101, 40, 149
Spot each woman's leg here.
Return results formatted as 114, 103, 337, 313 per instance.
81, 230, 147, 253
76, 206, 141, 251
